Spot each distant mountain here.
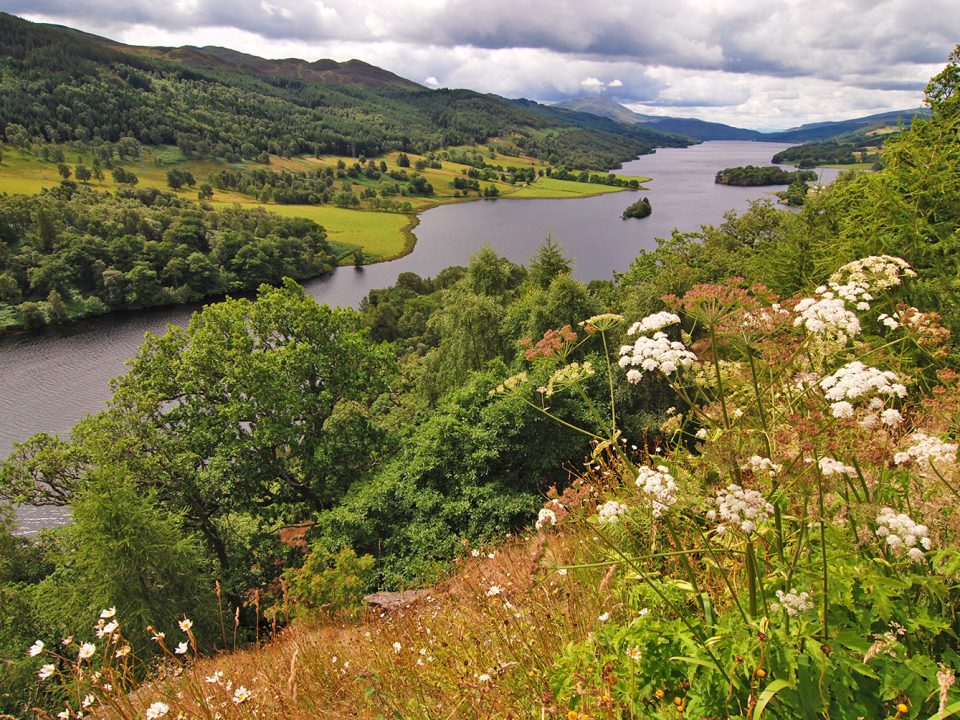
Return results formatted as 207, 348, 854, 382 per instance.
554, 96, 929, 144
555, 97, 762, 141
761, 109, 930, 143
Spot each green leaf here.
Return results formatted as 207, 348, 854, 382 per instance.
753, 679, 791, 719
926, 700, 960, 720
670, 655, 722, 673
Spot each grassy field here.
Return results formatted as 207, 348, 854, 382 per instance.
0, 144, 648, 263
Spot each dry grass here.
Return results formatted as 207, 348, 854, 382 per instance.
113, 521, 613, 720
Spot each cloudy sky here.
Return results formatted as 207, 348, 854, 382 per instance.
6, 0, 958, 130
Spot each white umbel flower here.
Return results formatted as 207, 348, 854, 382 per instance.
635, 465, 677, 518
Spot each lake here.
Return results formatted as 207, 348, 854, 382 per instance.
1, 141, 835, 533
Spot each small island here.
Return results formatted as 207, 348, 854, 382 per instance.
622, 196, 652, 219
715, 165, 818, 186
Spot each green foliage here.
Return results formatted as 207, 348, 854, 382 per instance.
33, 465, 214, 654
280, 545, 375, 620
772, 137, 881, 167
715, 165, 818, 186
622, 196, 652, 219
0, 186, 335, 327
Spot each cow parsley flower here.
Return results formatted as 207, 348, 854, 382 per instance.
708, 485, 774, 536
628, 311, 681, 335
876, 507, 932, 561
819, 361, 906, 418
619, 332, 696, 382
818, 457, 855, 477
744, 455, 781, 477
893, 433, 957, 473
597, 500, 629, 525
770, 588, 814, 616
829, 255, 916, 293
635, 465, 677, 518
535, 508, 557, 530
793, 296, 860, 344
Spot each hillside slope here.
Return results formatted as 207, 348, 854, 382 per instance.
0, 12, 690, 169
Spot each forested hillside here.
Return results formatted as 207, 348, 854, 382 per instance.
0, 25, 958, 720
0, 13, 689, 167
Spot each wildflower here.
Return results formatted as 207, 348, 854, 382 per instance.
894, 433, 957, 472
829, 256, 915, 292
145, 701, 169, 719
557, 568, 568, 576
545, 362, 594, 397
878, 312, 900, 330
78, 642, 96, 660
818, 457, 855, 477
174, 642, 189, 655
535, 508, 557, 530
82, 695, 95, 709
205, 671, 225, 684
486, 585, 503, 597
393, 642, 402, 654
476, 673, 492, 682
491, 371, 528, 396
819, 361, 906, 420
57, 709, 69, 720
115, 645, 131, 658
38, 663, 56, 680
597, 500, 629, 525
97, 620, 119, 638
619, 332, 696, 382
100, 607, 116, 619
635, 465, 677, 518
793, 296, 860, 344
178, 618, 193, 632
232, 686, 252, 704
581, 313, 624, 332
876, 507, 931, 561
151, 631, 165, 642
28, 640, 44, 657
744, 455, 781, 478
769, 588, 814, 616
880, 408, 903, 427
938, 664, 956, 719
61, 636, 73, 646
695, 428, 708, 440
628, 311, 680, 335
626, 647, 642, 661
709, 485, 773, 536
597, 612, 610, 622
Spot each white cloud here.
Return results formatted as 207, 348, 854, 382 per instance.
607, 79, 623, 88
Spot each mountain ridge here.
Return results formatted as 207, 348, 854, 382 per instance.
554, 95, 929, 143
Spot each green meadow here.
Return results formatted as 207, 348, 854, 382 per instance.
0, 144, 648, 263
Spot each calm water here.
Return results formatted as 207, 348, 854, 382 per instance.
2, 141, 835, 533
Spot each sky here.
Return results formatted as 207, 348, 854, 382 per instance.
5, 0, 959, 131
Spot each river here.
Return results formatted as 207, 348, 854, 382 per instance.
1, 141, 836, 533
